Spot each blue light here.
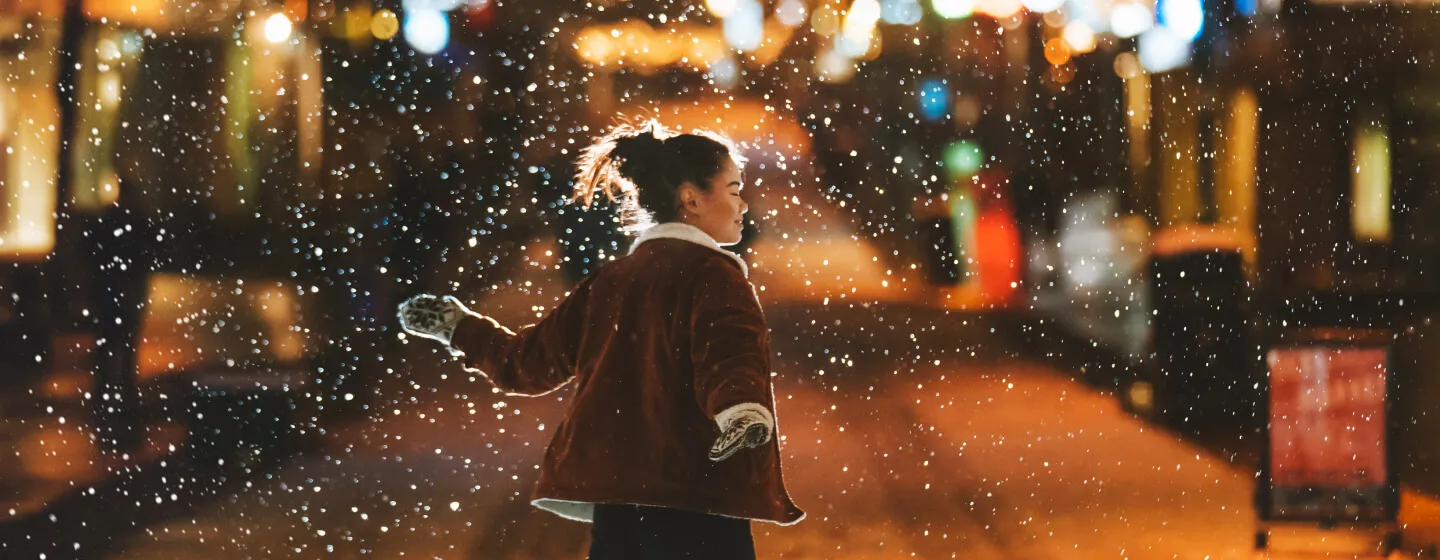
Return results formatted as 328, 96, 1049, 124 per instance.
723, 0, 765, 51
881, 0, 924, 24
1138, 26, 1191, 73
1236, 0, 1257, 17
1157, 0, 1203, 41
919, 78, 950, 123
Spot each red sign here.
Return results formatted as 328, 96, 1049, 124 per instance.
1268, 347, 1388, 489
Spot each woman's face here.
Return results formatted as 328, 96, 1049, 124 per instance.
679, 158, 748, 246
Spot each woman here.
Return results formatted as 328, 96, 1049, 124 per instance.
397, 121, 804, 559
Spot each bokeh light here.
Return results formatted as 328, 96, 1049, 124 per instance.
404, 9, 450, 55
1138, 25, 1191, 72
263, 13, 293, 44
1158, 0, 1204, 42
1063, 21, 1097, 54
1110, 4, 1154, 39
931, 0, 975, 20
371, 9, 400, 40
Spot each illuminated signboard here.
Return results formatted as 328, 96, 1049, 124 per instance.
1265, 345, 1393, 522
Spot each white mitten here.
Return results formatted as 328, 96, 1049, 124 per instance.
709, 404, 774, 462
397, 294, 470, 346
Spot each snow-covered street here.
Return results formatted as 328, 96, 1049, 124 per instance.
107, 304, 1268, 559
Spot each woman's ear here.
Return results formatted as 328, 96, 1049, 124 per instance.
677, 182, 700, 208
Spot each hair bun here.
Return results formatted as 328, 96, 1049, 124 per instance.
611, 129, 672, 189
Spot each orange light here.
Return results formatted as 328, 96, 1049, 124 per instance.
1044, 38, 1071, 66
750, 20, 795, 66
371, 9, 399, 40
1049, 61, 1077, 84
976, 0, 1022, 18
284, 0, 307, 23
575, 27, 614, 65
639, 31, 682, 67
690, 31, 728, 66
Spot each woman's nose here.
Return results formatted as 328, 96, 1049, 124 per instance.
740, 201, 749, 215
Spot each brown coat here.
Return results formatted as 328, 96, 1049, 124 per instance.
449, 223, 805, 526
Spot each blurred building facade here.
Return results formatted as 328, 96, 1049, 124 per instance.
7, 0, 1440, 510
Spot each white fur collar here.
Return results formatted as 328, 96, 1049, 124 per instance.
628, 222, 748, 278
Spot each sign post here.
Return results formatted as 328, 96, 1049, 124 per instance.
1255, 327, 1401, 556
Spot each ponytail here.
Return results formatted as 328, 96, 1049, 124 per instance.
573, 120, 743, 233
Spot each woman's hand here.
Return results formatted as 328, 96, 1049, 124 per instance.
709, 404, 774, 462
397, 294, 470, 345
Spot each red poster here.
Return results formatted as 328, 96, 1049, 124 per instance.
1268, 347, 1388, 488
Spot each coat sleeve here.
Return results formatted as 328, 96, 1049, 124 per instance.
448, 278, 591, 396
689, 256, 773, 422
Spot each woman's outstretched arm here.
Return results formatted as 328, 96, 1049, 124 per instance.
398, 278, 591, 396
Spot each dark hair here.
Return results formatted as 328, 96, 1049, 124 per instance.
573, 120, 744, 233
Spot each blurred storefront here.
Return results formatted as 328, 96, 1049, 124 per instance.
1016, 0, 1440, 493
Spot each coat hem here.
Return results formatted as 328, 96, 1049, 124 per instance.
530, 491, 805, 526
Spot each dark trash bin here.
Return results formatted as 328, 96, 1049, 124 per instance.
186, 370, 304, 472
1144, 246, 1257, 433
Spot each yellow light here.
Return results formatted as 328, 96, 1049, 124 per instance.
844, 0, 882, 34
1128, 382, 1154, 414
1022, 0, 1064, 13
707, 0, 739, 17
811, 5, 840, 36
575, 27, 614, 65
1113, 51, 1142, 79
840, 0, 881, 52
264, 13, 293, 44
96, 38, 121, 62
617, 21, 650, 55
816, 47, 855, 83
98, 72, 121, 107
976, 0, 1021, 18
1062, 21, 1096, 53
638, 30, 682, 66
691, 32, 728, 66
1352, 119, 1392, 243
371, 9, 399, 40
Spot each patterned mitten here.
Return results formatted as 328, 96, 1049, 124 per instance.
709, 404, 774, 462
397, 294, 469, 346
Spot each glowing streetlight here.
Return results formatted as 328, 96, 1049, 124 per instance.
837, 0, 881, 57
263, 13, 293, 44
404, 9, 450, 55
1110, 4, 1154, 38
1138, 25, 1191, 73
1062, 21, 1096, 53
1158, 0, 1203, 41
